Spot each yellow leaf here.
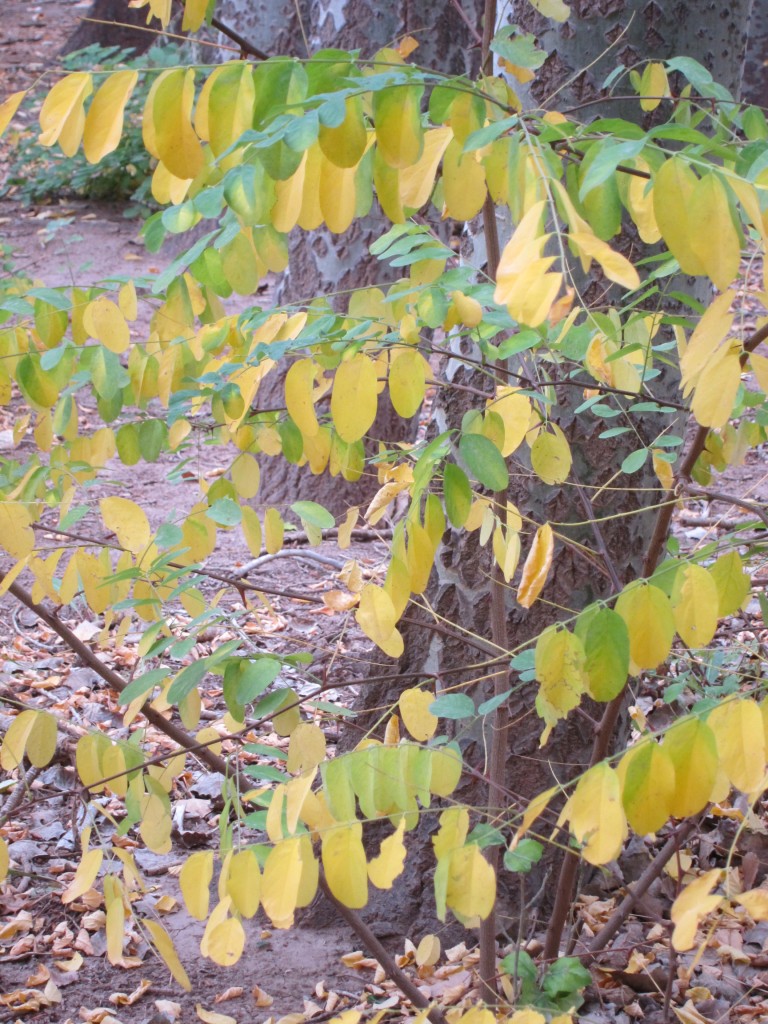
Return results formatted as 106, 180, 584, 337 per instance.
510, 786, 557, 848
0, 502, 34, 558
399, 126, 452, 209
83, 297, 130, 354
196, 1006, 237, 1024
355, 584, 404, 658
567, 762, 626, 866
653, 157, 706, 277
241, 506, 262, 556
615, 582, 674, 671
527, 0, 570, 21
182, 0, 209, 30
735, 888, 768, 921
1, 710, 36, 771
272, 688, 300, 738
320, 151, 362, 234
230, 452, 260, 499
25, 710, 57, 768
442, 138, 486, 221
517, 523, 554, 609
262, 837, 304, 928
510, 1012, 547, 1024
493, 525, 521, 584
489, 388, 530, 456
661, 717, 718, 818
323, 823, 368, 908
416, 934, 441, 967
0, 838, 9, 884
689, 174, 741, 290
227, 847, 264, 921
104, 874, 125, 965
707, 698, 766, 794
286, 722, 327, 774
653, 451, 674, 491
750, 350, 768, 395
639, 62, 669, 112
432, 807, 469, 861
118, 280, 138, 321
151, 68, 204, 180
143, 919, 191, 990
319, 94, 367, 168
570, 232, 640, 291
709, 551, 750, 617
691, 340, 742, 430
62, 848, 103, 904
618, 740, 675, 835
680, 290, 734, 392
0, 90, 26, 138
83, 70, 138, 163
671, 869, 723, 951
389, 348, 427, 418
530, 425, 572, 485
39, 72, 92, 154
100, 496, 151, 555
534, 626, 586, 736
670, 563, 719, 648
285, 358, 320, 437
331, 354, 378, 443
264, 507, 284, 555
399, 688, 438, 742
445, 844, 496, 926
180, 850, 213, 920
368, 819, 407, 889
206, 916, 246, 967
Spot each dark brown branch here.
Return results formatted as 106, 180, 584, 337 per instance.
319, 875, 448, 1024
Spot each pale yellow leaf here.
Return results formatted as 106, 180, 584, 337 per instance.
100, 496, 151, 555
707, 698, 766, 794
83, 70, 138, 163
180, 851, 213, 920
399, 688, 438, 742
143, 919, 191, 990
368, 819, 407, 889
671, 869, 723, 951
517, 523, 554, 609
331, 354, 378, 443
322, 823, 368, 908
567, 762, 626, 866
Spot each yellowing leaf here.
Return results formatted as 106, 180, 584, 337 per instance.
83, 297, 130, 354
355, 584, 404, 658
489, 388, 530, 456
374, 84, 424, 169
368, 819, 407, 889
689, 173, 741, 290
0, 838, 8, 884
322, 823, 368, 908
670, 563, 719, 648
83, 70, 139, 163
196, 1006, 237, 1024
615, 582, 674, 671
671, 869, 723, 951
100, 496, 151, 555
535, 626, 586, 742
709, 551, 750, 617
39, 72, 93, 154
0, 90, 27, 138
399, 688, 438, 742
639, 61, 669, 111
510, 786, 557, 849
331, 354, 378, 442
570, 232, 640, 290
445, 844, 496, 926
180, 850, 213, 920
527, 0, 570, 21
517, 523, 554, 608
530, 425, 571, 485
707, 698, 766, 794
62, 848, 103, 904
618, 740, 675, 835
143, 919, 191, 990
0, 502, 34, 558
442, 137, 487, 221
661, 717, 718, 818
264, 506, 284, 555
691, 340, 742, 430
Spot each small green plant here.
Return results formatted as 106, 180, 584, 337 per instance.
5, 43, 182, 214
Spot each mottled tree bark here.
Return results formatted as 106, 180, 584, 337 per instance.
62, 0, 154, 56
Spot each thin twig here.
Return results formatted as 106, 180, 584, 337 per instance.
682, 485, 768, 531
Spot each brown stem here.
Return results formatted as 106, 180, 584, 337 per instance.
319, 876, 448, 1024
585, 820, 697, 957
3, 576, 229, 777
682, 484, 768, 530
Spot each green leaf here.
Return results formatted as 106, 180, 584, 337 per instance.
582, 608, 629, 701
458, 434, 509, 491
290, 501, 335, 529
118, 667, 169, 705
477, 690, 512, 716
207, 497, 242, 527
167, 657, 210, 704
621, 448, 648, 475
503, 838, 543, 874
443, 462, 472, 527
429, 693, 475, 720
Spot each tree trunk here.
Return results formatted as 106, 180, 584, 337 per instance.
210, 0, 483, 513
349, 0, 755, 940
62, 0, 154, 56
